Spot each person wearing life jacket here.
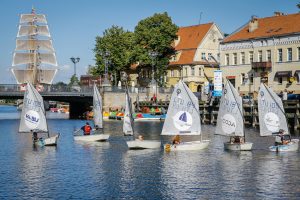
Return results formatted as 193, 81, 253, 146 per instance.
81, 122, 92, 135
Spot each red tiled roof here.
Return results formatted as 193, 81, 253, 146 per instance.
175, 23, 213, 50
170, 49, 196, 65
223, 13, 300, 43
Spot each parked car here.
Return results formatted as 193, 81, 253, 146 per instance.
242, 95, 253, 104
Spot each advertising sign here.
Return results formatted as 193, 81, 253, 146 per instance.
213, 70, 222, 97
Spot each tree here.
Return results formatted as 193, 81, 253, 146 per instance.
298, 3, 300, 9
93, 25, 134, 85
132, 12, 178, 86
69, 74, 79, 86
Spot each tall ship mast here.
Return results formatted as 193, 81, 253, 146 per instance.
11, 7, 58, 85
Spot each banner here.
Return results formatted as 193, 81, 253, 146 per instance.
213, 70, 222, 97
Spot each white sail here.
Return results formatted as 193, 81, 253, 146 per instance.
258, 83, 288, 136
20, 14, 47, 24
161, 80, 201, 135
19, 83, 48, 133
12, 68, 57, 84
16, 39, 54, 52
215, 80, 244, 136
17, 25, 50, 37
13, 52, 57, 66
123, 91, 134, 135
38, 69, 57, 84
93, 85, 103, 128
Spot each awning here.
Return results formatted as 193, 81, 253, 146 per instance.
226, 76, 235, 79
275, 71, 292, 77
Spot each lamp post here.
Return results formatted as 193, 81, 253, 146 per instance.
70, 57, 80, 76
148, 51, 159, 102
101, 51, 111, 87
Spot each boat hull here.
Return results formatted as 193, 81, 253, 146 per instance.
164, 140, 210, 151
74, 134, 110, 142
127, 140, 161, 149
35, 134, 59, 146
224, 142, 253, 151
269, 139, 299, 152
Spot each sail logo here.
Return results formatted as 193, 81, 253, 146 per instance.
173, 111, 193, 131
264, 112, 280, 132
24, 110, 40, 129
222, 114, 236, 134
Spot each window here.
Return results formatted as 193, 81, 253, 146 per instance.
249, 73, 254, 85
201, 52, 206, 60
278, 48, 282, 62
278, 76, 283, 84
191, 67, 195, 76
241, 52, 245, 64
287, 48, 292, 61
170, 69, 174, 77
233, 53, 237, 65
225, 54, 230, 65
185, 68, 188, 76
208, 53, 212, 60
267, 50, 271, 62
179, 69, 182, 78
249, 51, 253, 63
241, 73, 246, 85
298, 47, 300, 60
258, 50, 262, 62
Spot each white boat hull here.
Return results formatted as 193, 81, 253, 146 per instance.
164, 140, 210, 151
74, 134, 110, 142
134, 118, 165, 121
35, 134, 59, 146
224, 142, 253, 151
269, 139, 299, 152
127, 139, 161, 149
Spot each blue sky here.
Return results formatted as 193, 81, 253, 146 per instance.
0, 0, 298, 83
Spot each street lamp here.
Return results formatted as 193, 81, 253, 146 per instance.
70, 57, 80, 76
148, 51, 158, 85
100, 51, 111, 87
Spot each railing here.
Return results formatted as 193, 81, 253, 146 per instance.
252, 61, 272, 69
0, 84, 173, 94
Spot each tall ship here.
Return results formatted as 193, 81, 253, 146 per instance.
11, 8, 58, 85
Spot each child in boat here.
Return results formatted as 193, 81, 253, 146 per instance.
81, 122, 92, 135
138, 135, 144, 141
172, 135, 181, 145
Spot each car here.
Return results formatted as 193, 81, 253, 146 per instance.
242, 95, 254, 104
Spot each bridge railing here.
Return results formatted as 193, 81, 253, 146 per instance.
0, 84, 173, 94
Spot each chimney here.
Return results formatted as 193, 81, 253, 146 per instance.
274, 11, 284, 16
249, 16, 258, 33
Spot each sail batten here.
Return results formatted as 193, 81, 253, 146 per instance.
161, 80, 201, 135
19, 83, 48, 133
258, 83, 288, 136
93, 85, 103, 128
215, 80, 244, 136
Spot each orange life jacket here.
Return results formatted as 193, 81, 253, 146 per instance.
84, 125, 92, 134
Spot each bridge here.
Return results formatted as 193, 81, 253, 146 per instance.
0, 84, 172, 119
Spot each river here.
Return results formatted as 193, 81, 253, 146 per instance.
0, 105, 299, 199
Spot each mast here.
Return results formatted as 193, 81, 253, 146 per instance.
11, 7, 58, 85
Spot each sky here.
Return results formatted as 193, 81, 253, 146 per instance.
0, 0, 298, 84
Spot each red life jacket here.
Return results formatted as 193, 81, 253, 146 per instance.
84, 125, 91, 134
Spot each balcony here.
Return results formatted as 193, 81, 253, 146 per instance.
252, 61, 272, 69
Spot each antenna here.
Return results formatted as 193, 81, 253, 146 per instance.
198, 12, 203, 24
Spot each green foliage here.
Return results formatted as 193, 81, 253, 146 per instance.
298, 3, 300, 9
93, 25, 134, 84
69, 74, 79, 86
133, 12, 178, 86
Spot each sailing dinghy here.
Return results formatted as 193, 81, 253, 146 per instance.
258, 83, 299, 152
124, 84, 161, 149
215, 80, 253, 151
74, 84, 110, 142
19, 83, 59, 146
162, 80, 209, 151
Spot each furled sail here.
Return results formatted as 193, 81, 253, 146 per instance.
17, 25, 50, 37
16, 39, 54, 52
20, 14, 47, 24
123, 90, 134, 135
258, 83, 288, 136
161, 80, 201, 135
93, 84, 103, 129
215, 80, 244, 136
19, 83, 48, 133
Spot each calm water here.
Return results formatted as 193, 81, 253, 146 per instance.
0, 105, 299, 199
